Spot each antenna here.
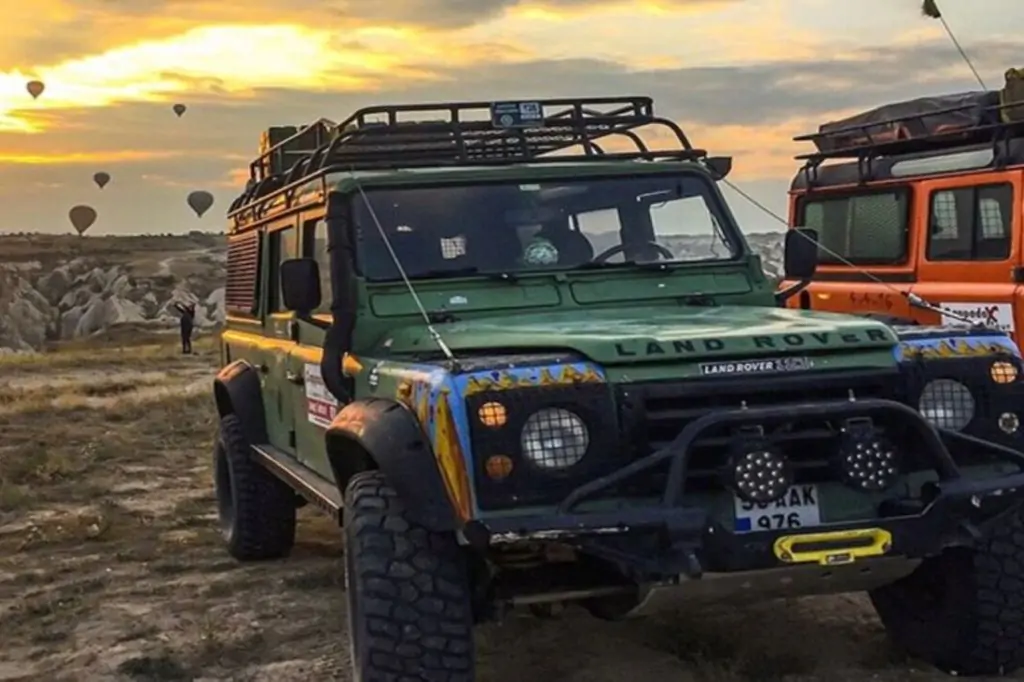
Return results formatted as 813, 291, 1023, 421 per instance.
736, 1, 999, 330
349, 174, 458, 365
920, 0, 987, 90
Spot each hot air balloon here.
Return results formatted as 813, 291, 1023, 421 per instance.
69, 205, 97, 236
93, 172, 110, 189
173, 103, 187, 117
186, 190, 214, 217
26, 80, 44, 99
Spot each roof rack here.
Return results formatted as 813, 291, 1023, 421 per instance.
792, 97, 1024, 185
232, 97, 708, 211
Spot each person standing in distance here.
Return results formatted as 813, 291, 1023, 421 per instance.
173, 301, 196, 354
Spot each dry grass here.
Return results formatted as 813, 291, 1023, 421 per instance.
0, 333, 1015, 681
0, 232, 223, 267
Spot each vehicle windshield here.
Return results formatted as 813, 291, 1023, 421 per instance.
799, 189, 909, 265
352, 173, 740, 281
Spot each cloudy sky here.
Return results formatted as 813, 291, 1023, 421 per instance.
0, 0, 1019, 236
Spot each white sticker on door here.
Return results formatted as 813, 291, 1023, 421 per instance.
939, 302, 1016, 334
303, 363, 339, 428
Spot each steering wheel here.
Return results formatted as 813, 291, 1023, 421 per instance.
591, 241, 674, 264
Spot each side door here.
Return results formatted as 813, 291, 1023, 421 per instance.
787, 187, 919, 321
286, 217, 335, 479
262, 221, 300, 456
912, 173, 1020, 340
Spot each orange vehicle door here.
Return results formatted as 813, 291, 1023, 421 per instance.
784, 185, 919, 320
910, 171, 1022, 343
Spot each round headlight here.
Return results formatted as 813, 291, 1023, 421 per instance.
919, 379, 975, 431
520, 407, 589, 470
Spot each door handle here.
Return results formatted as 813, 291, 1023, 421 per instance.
286, 371, 304, 385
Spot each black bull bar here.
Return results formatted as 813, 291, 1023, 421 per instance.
474, 399, 1024, 579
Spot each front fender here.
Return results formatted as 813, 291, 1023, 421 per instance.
325, 398, 462, 532
213, 359, 268, 445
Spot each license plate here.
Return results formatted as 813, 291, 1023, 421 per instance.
733, 484, 821, 533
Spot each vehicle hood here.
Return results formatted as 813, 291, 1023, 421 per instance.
380, 305, 898, 365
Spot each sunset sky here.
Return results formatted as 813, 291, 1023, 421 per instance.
0, 0, 1019, 236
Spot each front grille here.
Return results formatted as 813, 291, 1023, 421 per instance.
466, 358, 1024, 511
617, 369, 902, 494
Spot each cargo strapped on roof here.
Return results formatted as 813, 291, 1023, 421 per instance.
792, 70, 1024, 187
230, 97, 709, 215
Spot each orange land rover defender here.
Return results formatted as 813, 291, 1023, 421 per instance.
782, 68, 1024, 343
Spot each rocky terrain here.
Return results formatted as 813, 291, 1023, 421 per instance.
0, 231, 785, 352
0, 233, 226, 353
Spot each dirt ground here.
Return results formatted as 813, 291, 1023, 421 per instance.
0, 333, 1018, 682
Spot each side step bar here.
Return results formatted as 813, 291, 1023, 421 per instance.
251, 444, 343, 522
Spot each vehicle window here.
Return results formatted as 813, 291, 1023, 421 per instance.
649, 194, 731, 261
574, 208, 620, 258
926, 184, 1012, 261
800, 190, 908, 264
269, 226, 297, 311
980, 196, 1006, 239
352, 173, 738, 281
303, 220, 332, 311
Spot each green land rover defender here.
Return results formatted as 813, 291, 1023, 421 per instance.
212, 97, 1024, 679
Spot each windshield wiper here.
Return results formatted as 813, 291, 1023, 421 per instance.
409, 267, 518, 282
575, 260, 672, 271
682, 294, 717, 306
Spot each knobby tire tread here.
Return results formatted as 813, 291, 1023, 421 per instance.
871, 511, 1024, 676
345, 470, 474, 682
218, 414, 296, 560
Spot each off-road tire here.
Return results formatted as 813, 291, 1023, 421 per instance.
344, 470, 475, 682
214, 414, 296, 561
869, 512, 1024, 675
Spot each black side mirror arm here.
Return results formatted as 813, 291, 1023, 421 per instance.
775, 279, 811, 306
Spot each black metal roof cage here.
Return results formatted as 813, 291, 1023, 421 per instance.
792, 96, 1024, 186
233, 97, 708, 211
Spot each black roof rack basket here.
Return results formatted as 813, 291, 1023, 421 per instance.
244, 97, 707, 190
792, 95, 1024, 184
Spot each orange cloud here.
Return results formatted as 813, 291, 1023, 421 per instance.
509, 0, 735, 20
566, 114, 846, 182
0, 23, 539, 134
0, 149, 182, 165
218, 166, 251, 190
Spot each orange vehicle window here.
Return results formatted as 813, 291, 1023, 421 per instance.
926, 183, 1013, 261
797, 188, 910, 265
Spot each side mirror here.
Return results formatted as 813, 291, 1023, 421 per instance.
703, 156, 733, 180
784, 227, 819, 280
280, 258, 321, 313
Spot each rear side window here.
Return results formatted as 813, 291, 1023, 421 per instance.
269, 226, 297, 312
926, 184, 1012, 261
799, 190, 909, 264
